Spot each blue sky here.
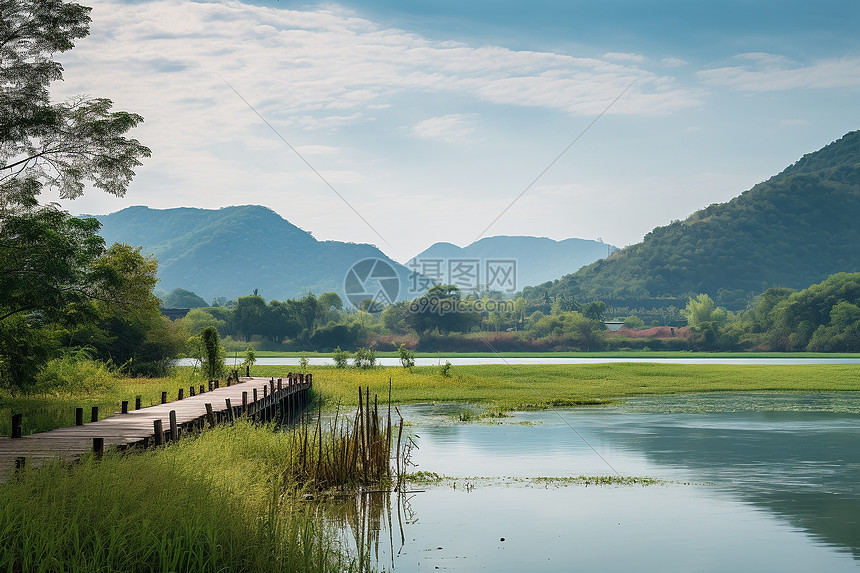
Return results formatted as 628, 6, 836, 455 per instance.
51, 0, 860, 263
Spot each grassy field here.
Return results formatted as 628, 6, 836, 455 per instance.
4, 362, 860, 436
250, 350, 860, 359
0, 421, 370, 572
252, 363, 860, 412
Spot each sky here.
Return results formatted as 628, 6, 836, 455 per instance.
48, 0, 860, 263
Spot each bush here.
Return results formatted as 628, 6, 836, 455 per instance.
332, 346, 350, 368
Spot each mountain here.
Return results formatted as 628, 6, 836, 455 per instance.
414, 236, 614, 293
525, 130, 860, 310
92, 205, 414, 305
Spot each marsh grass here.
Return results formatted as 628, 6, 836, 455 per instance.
0, 421, 377, 572
252, 363, 860, 413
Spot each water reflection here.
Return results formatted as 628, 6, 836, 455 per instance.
325, 394, 860, 571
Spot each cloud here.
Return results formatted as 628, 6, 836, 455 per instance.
604, 52, 647, 63
411, 114, 477, 143
661, 57, 687, 68
294, 145, 340, 155
698, 53, 860, 91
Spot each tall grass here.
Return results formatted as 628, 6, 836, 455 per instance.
0, 421, 373, 572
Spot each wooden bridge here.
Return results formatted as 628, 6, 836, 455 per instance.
0, 374, 312, 482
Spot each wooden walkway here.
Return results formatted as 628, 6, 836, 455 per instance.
0, 375, 311, 482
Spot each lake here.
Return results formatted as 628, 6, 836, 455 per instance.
332, 394, 860, 571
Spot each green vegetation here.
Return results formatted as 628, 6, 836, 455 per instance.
525, 131, 860, 313
0, 422, 370, 572
249, 363, 860, 412
0, 0, 184, 389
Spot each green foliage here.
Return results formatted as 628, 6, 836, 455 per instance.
353, 347, 376, 369
1, 0, 150, 201
200, 326, 224, 380
397, 343, 415, 369
332, 346, 350, 368
180, 307, 227, 336
243, 346, 256, 375
440, 360, 452, 378
744, 272, 860, 351
622, 315, 646, 330
299, 356, 309, 372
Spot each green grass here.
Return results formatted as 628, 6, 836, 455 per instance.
0, 421, 369, 572
250, 350, 860, 359
251, 363, 860, 412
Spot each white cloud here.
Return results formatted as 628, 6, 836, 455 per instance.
698, 53, 860, 91
661, 57, 687, 68
411, 114, 477, 143
604, 52, 647, 63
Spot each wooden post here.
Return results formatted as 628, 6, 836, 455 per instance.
91, 406, 99, 423
161, 391, 167, 404
263, 385, 268, 398
11, 413, 22, 438
153, 419, 163, 446
226, 378, 231, 387
76, 407, 83, 426
277, 378, 282, 392
205, 403, 216, 428
246, 364, 250, 377
121, 401, 129, 414
200, 385, 205, 395
209, 380, 214, 392
169, 410, 178, 441
214, 381, 220, 390
270, 379, 275, 395
93, 437, 104, 459
225, 399, 234, 422
189, 386, 195, 397
242, 392, 248, 416
135, 396, 141, 410
15, 457, 26, 473
178, 388, 184, 401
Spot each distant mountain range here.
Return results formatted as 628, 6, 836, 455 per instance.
92, 205, 414, 305
91, 206, 612, 304
525, 130, 860, 310
414, 236, 614, 293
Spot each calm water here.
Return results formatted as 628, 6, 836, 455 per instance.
336, 394, 860, 571
182, 356, 860, 367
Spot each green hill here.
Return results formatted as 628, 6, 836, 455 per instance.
92, 205, 414, 304
524, 130, 860, 310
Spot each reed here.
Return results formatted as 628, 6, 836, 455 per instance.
285, 382, 409, 491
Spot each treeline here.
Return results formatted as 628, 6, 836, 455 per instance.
696, 272, 860, 352
173, 284, 611, 353
173, 272, 860, 354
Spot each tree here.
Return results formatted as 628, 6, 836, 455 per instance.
1, 0, 150, 202
0, 1, 150, 384
200, 326, 224, 381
